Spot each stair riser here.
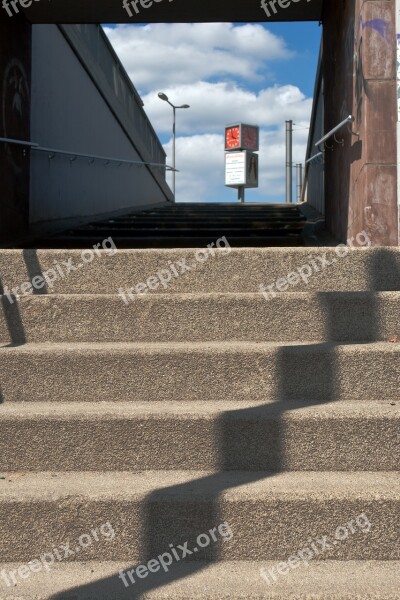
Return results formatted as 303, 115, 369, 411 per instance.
1, 294, 399, 344
0, 497, 396, 562
0, 248, 398, 294
0, 415, 398, 471
1, 346, 398, 402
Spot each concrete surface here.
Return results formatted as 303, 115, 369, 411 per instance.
0, 472, 398, 561
0, 248, 399, 294
0, 401, 397, 471
0, 246, 398, 599
0, 341, 399, 402
0, 561, 398, 599
1, 292, 399, 344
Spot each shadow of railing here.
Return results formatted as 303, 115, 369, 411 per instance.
0, 248, 52, 414
0, 249, 50, 348
42, 249, 394, 598
0, 293, 27, 346
367, 248, 400, 291
22, 248, 49, 295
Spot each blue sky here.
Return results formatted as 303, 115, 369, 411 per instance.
104, 22, 321, 202
265, 22, 321, 96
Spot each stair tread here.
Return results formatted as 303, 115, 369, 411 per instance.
1, 340, 399, 351
1, 248, 399, 293
0, 400, 398, 419
4, 291, 400, 298
0, 560, 398, 599
0, 471, 398, 500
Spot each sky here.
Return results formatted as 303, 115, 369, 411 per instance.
103, 22, 321, 203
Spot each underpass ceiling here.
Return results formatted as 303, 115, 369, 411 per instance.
22, 0, 324, 23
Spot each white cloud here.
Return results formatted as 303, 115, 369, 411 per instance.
166, 125, 311, 203
103, 23, 315, 203
103, 23, 292, 92
141, 81, 312, 135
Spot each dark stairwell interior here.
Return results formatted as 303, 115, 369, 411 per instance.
22, 203, 308, 249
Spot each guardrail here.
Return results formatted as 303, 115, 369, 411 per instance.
305, 151, 324, 165
0, 137, 177, 171
315, 115, 358, 149
305, 115, 359, 168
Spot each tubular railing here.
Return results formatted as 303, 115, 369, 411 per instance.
315, 115, 358, 150
305, 115, 359, 167
0, 137, 176, 171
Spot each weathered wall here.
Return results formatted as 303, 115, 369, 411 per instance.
30, 25, 172, 233
0, 12, 31, 243
323, 0, 398, 245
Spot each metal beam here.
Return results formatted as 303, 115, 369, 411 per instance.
21, 0, 323, 24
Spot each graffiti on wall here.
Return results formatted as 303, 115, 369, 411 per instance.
1, 57, 30, 174
0, 12, 31, 241
359, 17, 391, 43
355, 35, 364, 123
355, 16, 392, 124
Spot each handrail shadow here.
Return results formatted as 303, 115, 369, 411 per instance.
0, 249, 50, 409
46, 249, 393, 599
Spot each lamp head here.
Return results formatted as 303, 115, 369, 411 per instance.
158, 92, 169, 102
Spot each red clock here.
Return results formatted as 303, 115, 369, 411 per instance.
225, 126, 240, 149
225, 124, 259, 151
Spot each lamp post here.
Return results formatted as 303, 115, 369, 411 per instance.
158, 92, 190, 198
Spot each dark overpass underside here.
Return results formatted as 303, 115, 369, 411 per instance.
17, 0, 399, 247
22, 0, 323, 23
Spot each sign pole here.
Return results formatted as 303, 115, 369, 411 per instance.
225, 124, 259, 203
285, 120, 293, 203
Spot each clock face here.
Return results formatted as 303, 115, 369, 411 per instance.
225, 126, 240, 149
242, 126, 258, 150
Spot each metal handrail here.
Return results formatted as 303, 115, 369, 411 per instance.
0, 137, 176, 171
315, 115, 356, 147
0, 137, 39, 148
305, 152, 324, 165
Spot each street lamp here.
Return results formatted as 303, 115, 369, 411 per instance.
158, 92, 190, 197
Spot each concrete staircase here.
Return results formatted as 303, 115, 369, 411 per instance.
33, 203, 307, 248
0, 246, 399, 599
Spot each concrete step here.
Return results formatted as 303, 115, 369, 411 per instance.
0, 248, 399, 294
39, 204, 307, 249
0, 471, 398, 562
144, 203, 302, 212
0, 342, 398, 403
1, 292, 399, 344
108, 215, 306, 224
0, 560, 398, 599
34, 236, 305, 249
0, 401, 398, 472
76, 225, 305, 235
